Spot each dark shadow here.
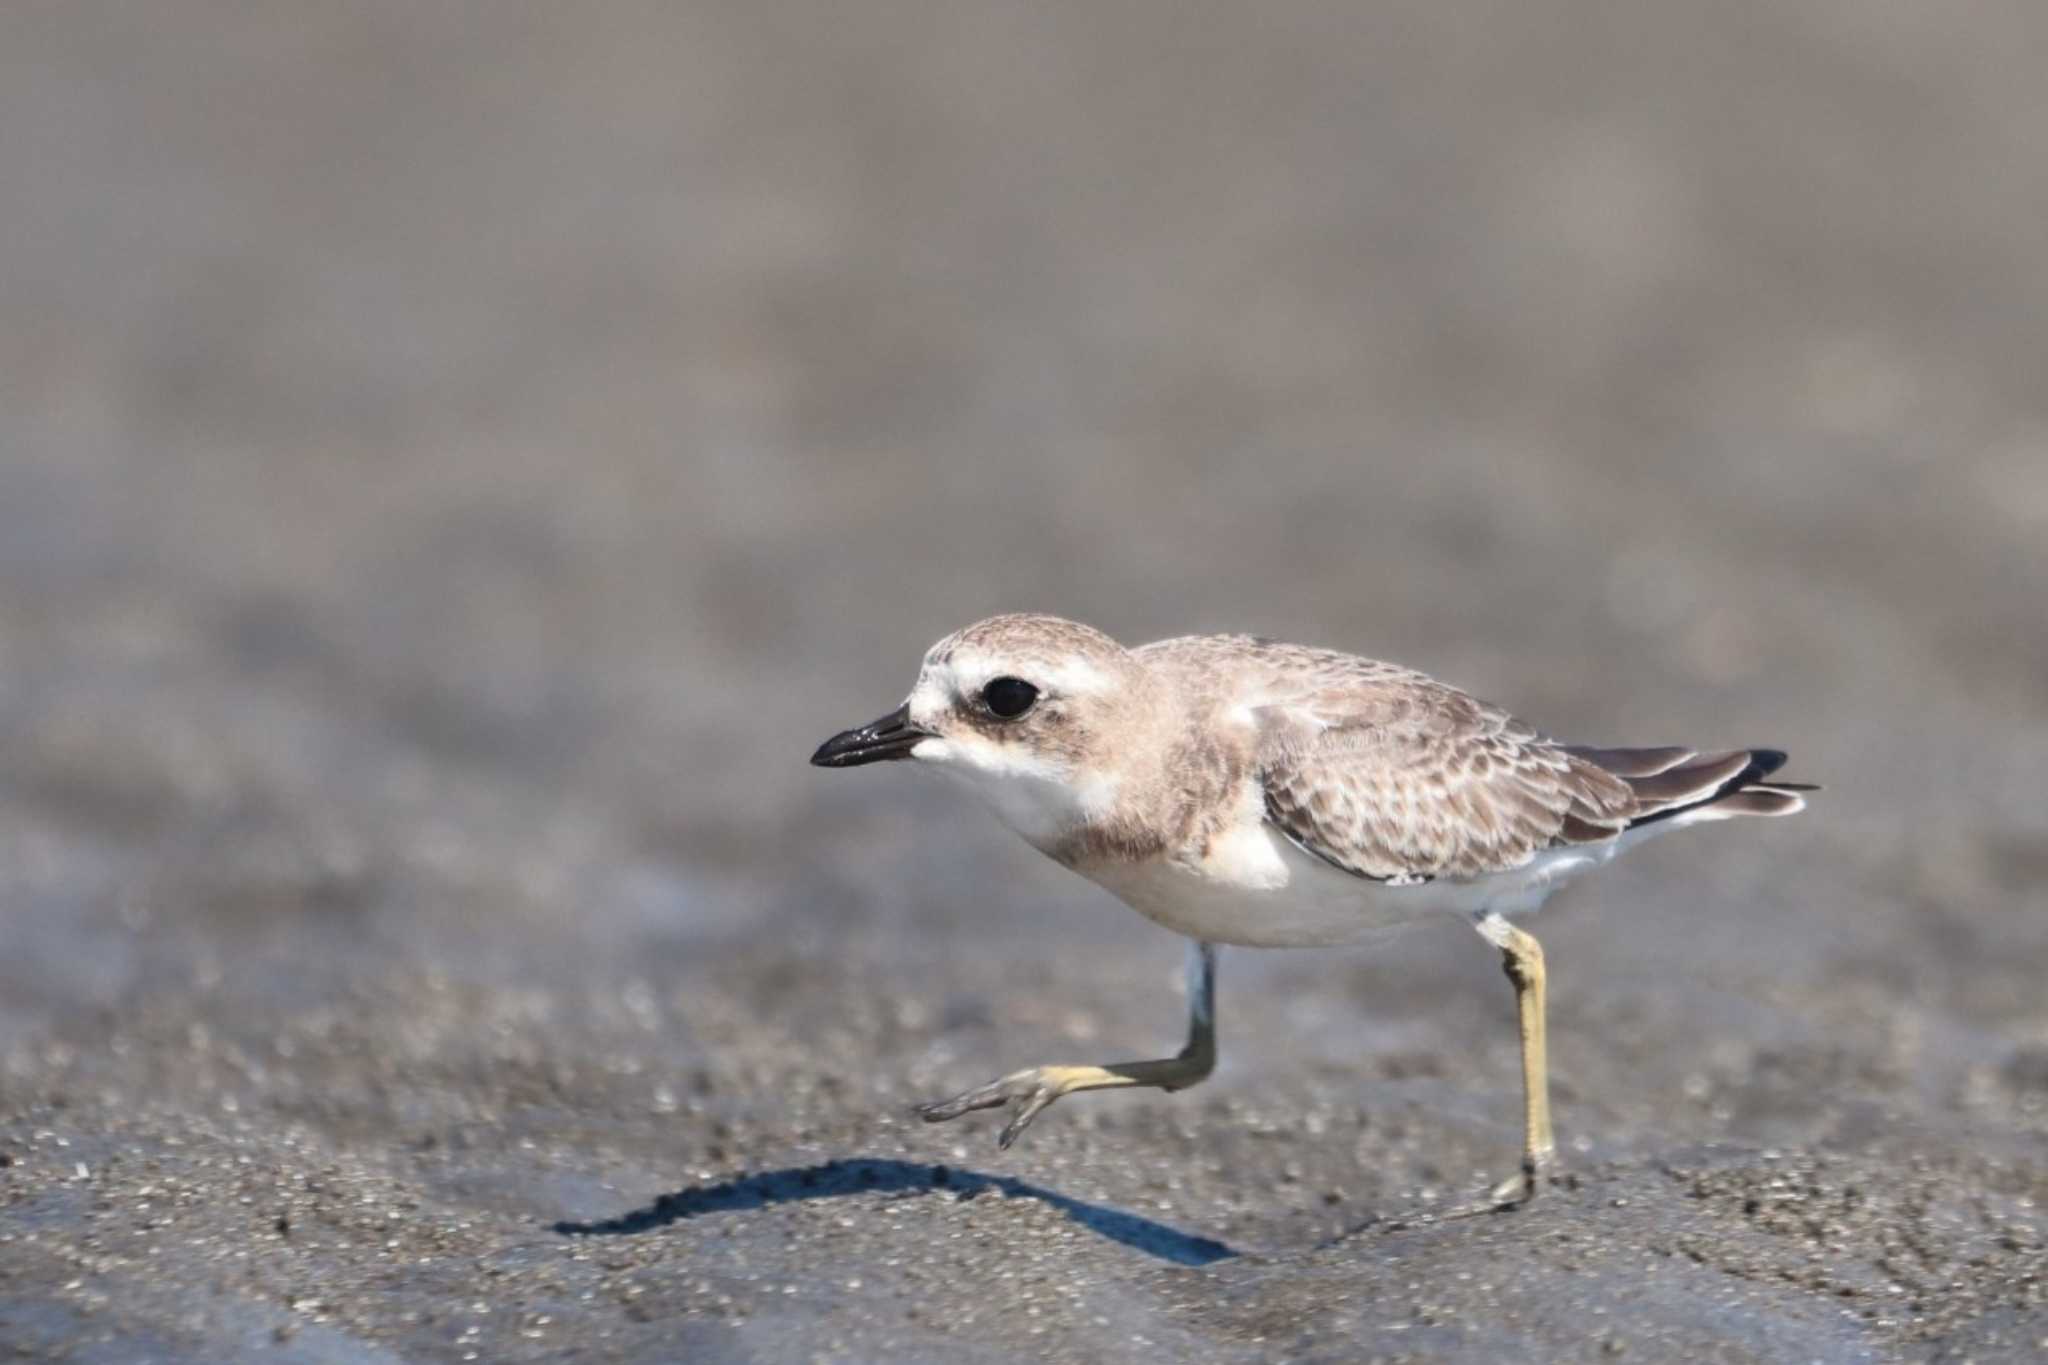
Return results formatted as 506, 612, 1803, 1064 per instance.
552, 1157, 1236, 1267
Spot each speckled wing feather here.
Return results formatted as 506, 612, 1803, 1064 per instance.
1245, 654, 1639, 883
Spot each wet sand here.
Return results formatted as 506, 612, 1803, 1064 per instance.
3, 4, 2046, 1360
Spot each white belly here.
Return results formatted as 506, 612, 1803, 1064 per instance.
1077, 822, 1626, 949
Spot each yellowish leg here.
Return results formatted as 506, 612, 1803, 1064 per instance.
918, 941, 1219, 1149
1476, 912, 1555, 1206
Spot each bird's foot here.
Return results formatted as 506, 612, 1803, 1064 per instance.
916, 1066, 1082, 1150
1434, 1151, 1566, 1221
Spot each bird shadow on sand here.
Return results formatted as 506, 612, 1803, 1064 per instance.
551, 1156, 1236, 1266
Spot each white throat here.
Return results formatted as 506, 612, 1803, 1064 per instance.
912, 735, 1116, 850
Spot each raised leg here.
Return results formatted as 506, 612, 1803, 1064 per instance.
1475, 911, 1555, 1207
917, 940, 1219, 1149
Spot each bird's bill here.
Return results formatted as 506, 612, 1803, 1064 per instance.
810, 703, 935, 767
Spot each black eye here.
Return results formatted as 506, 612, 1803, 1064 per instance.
981, 677, 1039, 720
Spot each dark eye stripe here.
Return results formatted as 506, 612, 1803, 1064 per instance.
981, 677, 1039, 719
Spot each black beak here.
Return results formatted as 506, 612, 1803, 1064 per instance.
810, 703, 934, 768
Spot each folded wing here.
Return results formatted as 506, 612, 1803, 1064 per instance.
1255, 682, 1637, 883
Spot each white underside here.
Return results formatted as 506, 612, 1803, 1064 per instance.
1081, 815, 1699, 949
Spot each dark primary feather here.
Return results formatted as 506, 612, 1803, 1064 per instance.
1561, 744, 1695, 778
1587, 746, 1808, 830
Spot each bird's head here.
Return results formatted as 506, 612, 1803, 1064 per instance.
810, 613, 1145, 846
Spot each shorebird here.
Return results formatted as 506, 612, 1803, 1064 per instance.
811, 613, 1812, 1206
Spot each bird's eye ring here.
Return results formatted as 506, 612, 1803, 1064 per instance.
980, 677, 1039, 720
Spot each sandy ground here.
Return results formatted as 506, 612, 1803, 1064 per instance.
3, 3, 2047, 1360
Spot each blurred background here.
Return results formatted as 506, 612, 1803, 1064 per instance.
3, 4, 2045, 1360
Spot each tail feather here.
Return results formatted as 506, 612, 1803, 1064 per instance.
1576, 745, 1814, 829
1702, 786, 1808, 818
1624, 751, 1754, 810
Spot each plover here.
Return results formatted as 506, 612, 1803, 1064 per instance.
811, 613, 1812, 1205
